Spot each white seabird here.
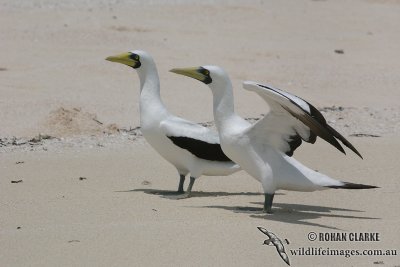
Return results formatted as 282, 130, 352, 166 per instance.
106, 52, 240, 198
170, 66, 378, 212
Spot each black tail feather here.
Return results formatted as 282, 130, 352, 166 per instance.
327, 182, 379, 189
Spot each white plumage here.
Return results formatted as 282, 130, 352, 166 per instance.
171, 65, 377, 212
106, 52, 240, 197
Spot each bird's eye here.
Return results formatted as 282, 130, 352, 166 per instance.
204, 70, 209, 76
129, 53, 140, 61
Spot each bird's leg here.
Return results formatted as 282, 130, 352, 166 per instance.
169, 177, 195, 199
177, 174, 186, 193
150, 174, 186, 196
186, 177, 196, 197
263, 193, 275, 214
149, 174, 187, 197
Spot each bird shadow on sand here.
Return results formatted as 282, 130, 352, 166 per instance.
116, 188, 276, 198
199, 202, 380, 230
116, 188, 380, 229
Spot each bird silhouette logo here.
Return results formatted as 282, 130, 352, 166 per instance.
257, 227, 290, 266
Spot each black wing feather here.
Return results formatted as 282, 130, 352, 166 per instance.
257, 83, 362, 158
308, 102, 362, 158
286, 135, 302, 156
167, 136, 233, 162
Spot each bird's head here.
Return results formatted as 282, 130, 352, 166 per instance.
263, 239, 272, 245
106, 50, 153, 69
170, 65, 231, 94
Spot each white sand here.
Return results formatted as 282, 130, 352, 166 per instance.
1, 0, 399, 266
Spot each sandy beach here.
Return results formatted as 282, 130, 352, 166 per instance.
1, 0, 399, 266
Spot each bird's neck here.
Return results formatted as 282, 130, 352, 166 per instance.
137, 64, 168, 126
210, 80, 237, 131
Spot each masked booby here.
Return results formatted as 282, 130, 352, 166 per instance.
106, 52, 240, 198
170, 66, 378, 212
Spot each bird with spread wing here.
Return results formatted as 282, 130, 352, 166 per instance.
170, 65, 378, 212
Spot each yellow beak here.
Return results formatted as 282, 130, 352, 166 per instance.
106, 52, 140, 68
170, 67, 211, 84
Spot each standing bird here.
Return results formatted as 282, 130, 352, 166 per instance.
105, 52, 240, 198
170, 66, 377, 212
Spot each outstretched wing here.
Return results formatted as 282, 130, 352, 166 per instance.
276, 248, 291, 266
257, 227, 273, 239
160, 116, 233, 162
271, 237, 290, 266
243, 81, 362, 158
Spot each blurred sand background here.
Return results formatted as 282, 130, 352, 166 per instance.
1, 0, 399, 266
